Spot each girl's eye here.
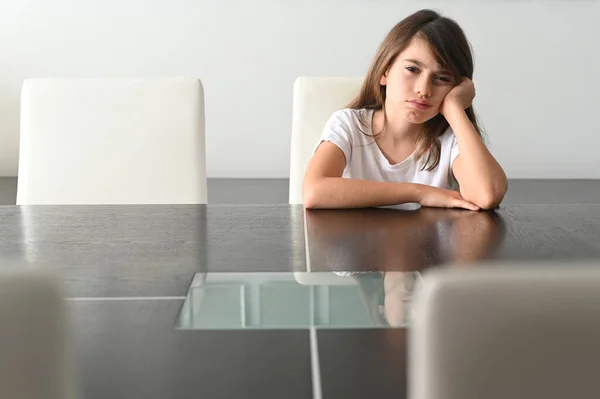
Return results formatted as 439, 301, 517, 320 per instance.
405, 66, 452, 83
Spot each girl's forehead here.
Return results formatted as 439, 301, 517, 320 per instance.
397, 38, 449, 73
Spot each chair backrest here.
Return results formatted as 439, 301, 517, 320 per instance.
17, 77, 207, 204
409, 262, 600, 399
0, 269, 77, 399
288, 76, 363, 204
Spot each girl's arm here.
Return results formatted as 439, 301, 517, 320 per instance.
441, 79, 508, 209
448, 109, 507, 209
302, 141, 479, 210
302, 142, 421, 209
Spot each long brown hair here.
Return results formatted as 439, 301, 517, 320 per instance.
347, 9, 484, 171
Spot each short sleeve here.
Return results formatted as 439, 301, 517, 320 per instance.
313, 110, 353, 164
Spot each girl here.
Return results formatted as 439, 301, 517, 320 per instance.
302, 9, 507, 210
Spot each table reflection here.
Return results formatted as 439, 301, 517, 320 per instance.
176, 208, 506, 330
304, 207, 507, 327
304, 207, 507, 272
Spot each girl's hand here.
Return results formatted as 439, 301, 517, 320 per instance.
440, 77, 476, 117
418, 185, 479, 211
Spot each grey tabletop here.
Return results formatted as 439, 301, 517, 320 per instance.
1, 203, 600, 399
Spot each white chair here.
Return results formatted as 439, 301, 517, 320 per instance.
409, 262, 600, 399
288, 76, 363, 205
17, 77, 207, 204
0, 269, 78, 399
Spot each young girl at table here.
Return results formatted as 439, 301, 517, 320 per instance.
302, 9, 507, 211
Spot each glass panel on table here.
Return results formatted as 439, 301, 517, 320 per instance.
175, 271, 423, 330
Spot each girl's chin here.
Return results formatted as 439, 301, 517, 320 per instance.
404, 107, 442, 124
404, 112, 433, 124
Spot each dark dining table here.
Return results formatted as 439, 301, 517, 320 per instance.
1, 203, 599, 399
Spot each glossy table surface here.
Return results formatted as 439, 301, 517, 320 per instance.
1, 203, 599, 398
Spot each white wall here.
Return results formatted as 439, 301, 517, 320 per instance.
1, 0, 598, 178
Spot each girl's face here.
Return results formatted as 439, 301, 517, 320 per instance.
380, 36, 456, 124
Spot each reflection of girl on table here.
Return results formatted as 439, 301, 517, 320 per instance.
346, 209, 506, 327
351, 271, 420, 328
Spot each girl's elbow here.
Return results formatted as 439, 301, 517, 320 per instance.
303, 193, 319, 209
461, 180, 506, 210
302, 180, 321, 209
475, 195, 502, 210
474, 186, 507, 210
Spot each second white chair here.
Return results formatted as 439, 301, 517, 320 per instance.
288, 76, 363, 205
17, 77, 207, 205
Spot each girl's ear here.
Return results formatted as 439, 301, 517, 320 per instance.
380, 71, 388, 86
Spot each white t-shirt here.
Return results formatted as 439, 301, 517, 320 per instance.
315, 108, 460, 209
